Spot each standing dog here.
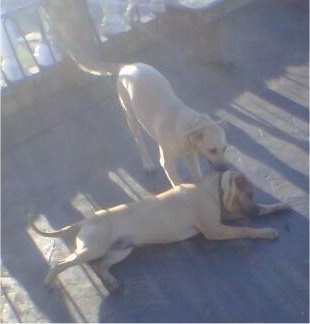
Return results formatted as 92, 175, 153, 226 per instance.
71, 58, 227, 187
117, 63, 227, 186
29, 170, 289, 293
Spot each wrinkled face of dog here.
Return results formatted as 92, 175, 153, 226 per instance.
221, 171, 258, 219
187, 117, 227, 169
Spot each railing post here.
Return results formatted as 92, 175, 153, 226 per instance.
1, 18, 27, 81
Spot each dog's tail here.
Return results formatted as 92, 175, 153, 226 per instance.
69, 52, 122, 77
28, 214, 82, 239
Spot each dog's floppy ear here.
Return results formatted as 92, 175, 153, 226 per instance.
188, 128, 204, 142
186, 127, 205, 147
186, 119, 206, 146
234, 173, 247, 191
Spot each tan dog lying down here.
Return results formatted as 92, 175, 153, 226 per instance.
29, 170, 289, 293
117, 63, 227, 186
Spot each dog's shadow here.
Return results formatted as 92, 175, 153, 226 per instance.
98, 237, 225, 323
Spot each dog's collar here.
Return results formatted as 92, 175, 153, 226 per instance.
218, 172, 225, 219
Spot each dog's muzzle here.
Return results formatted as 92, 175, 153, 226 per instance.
211, 161, 230, 172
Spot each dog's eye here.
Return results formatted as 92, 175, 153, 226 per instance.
209, 147, 217, 154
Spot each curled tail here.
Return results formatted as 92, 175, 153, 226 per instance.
28, 214, 82, 239
69, 52, 121, 77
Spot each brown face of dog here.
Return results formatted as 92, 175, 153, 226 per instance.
221, 171, 258, 219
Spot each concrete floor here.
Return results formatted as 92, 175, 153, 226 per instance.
1, 0, 309, 322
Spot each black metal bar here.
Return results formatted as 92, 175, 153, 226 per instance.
1, 67, 10, 85
9, 15, 42, 71
82, 0, 105, 60
37, 5, 57, 64
1, 0, 64, 85
2, 17, 27, 78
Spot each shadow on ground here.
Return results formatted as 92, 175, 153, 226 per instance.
1, 0, 309, 322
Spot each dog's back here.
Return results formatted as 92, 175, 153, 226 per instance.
117, 63, 196, 139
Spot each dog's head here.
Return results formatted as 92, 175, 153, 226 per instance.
220, 170, 258, 219
186, 116, 227, 169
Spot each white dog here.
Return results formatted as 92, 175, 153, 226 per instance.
72, 56, 227, 186
117, 63, 227, 186
71, 58, 227, 187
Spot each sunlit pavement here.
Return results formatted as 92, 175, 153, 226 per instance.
1, 0, 309, 322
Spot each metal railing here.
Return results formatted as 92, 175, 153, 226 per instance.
1, 0, 63, 87
1, 0, 163, 88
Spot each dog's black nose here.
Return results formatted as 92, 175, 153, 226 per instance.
212, 161, 229, 172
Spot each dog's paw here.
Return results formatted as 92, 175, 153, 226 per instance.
44, 278, 55, 289
105, 278, 120, 294
44, 266, 57, 287
262, 228, 279, 240
277, 203, 291, 212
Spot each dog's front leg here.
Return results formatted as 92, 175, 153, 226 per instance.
159, 146, 182, 186
91, 247, 133, 293
256, 202, 290, 216
185, 151, 203, 181
202, 224, 278, 241
91, 259, 120, 293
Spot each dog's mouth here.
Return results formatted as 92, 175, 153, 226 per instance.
210, 160, 229, 172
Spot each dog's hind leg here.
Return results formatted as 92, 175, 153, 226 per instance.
125, 111, 156, 172
118, 82, 155, 173
91, 247, 133, 293
44, 248, 98, 287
